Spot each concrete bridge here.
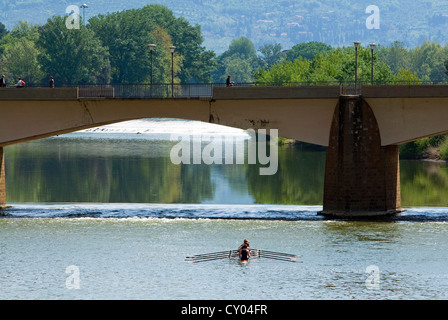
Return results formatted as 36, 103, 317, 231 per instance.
1, 85, 448, 217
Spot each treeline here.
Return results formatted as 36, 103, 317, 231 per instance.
231, 40, 448, 84
0, 4, 216, 85
2, 3, 448, 86
211, 38, 448, 85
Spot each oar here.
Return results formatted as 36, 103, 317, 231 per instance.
258, 251, 300, 262
259, 252, 297, 259
185, 250, 236, 262
259, 255, 299, 263
190, 255, 232, 263
185, 253, 229, 260
185, 250, 232, 259
260, 250, 298, 257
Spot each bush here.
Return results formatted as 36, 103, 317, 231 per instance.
399, 134, 448, 160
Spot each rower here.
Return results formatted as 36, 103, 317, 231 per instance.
239, 244, 251, 262
238, 239, 250, 254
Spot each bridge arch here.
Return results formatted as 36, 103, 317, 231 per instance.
0, 98, 212, 147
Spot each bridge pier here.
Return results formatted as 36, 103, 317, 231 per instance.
0, 147, 6, 209
320, 96, 404, 218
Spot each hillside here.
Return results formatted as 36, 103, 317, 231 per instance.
1, 0, 448, 54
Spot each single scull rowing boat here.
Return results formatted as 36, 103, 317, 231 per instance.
185, 249, 300, 263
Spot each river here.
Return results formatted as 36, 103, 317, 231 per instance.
1, 119, 448, 300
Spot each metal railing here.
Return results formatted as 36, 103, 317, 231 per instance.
19, 81, 448, 98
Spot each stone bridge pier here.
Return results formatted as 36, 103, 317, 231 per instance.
320, 95, 404, 218
0, 147, 6, 208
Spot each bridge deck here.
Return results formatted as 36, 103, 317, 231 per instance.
1, 85, 448, 147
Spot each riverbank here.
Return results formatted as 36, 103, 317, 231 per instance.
399, 134, 448, 161
279, 134, 448, 161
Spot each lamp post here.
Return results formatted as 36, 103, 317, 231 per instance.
354, 41, 360, 93
149, 44, 156, 97
80, 4, 88, 26
169, 46, 176, 98
370, 43, 376, 85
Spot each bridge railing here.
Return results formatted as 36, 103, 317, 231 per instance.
20, 81, 448, 98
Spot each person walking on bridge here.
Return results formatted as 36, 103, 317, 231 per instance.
1, 75, 6, 87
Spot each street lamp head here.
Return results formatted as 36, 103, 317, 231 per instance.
149, 44, 156, 51
370, 43, 376, 50
354, 41, 361, 48
80, 4, 88, 8
169, 46, 176, 53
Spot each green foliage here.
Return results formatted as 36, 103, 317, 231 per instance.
255, 58, 311, 84
256, 40, 448, 86
0, 4, 215, 84
88, 4, 215, 83
399, 135, 447, 160
393, 68, 420, 84
399, 141, 426, 160
410, 40, 448, 82
438, 138, 448, 161
378, 40, 448, 82
286, 41, 332, 61
213, 36, 262, 83
89, 8, 171, 84
3, 0, 448, 56
377, 41, 411, 74
1, 3, 448, 86
246, 148, 325, 205
0, 22, 7, 40
37, 16, 110, 84
255, 44, 396, 84
258, 43, 283, 69
2, 37, 44, 83
400, 159, 448, 206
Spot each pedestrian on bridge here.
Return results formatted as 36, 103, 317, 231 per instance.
226, 75, 235, 87
14, 77, 25, 88
1, 75, 6, 87
49, 76, 54, 88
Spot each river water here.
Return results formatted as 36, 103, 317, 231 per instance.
1, 119, 448, 300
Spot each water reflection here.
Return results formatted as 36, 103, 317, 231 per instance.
5, 136, 215, 203
400, 160, 448, 206
322, 221, 400, 245
4, 134, 448, 207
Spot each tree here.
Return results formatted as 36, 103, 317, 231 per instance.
162, 13, 216, 83
9, 21, 39, 42
410, 41, 448, 82
0, 22, 8, 40
0, 21, 38, 56
2, 38, 44, 83
393, 68, 420, 84
226, 37, 257, 59
377, 41, 411, 75
37, 16, 110, 84
255, 45, 396, 85
89, 4, 215, 83
255, 58, 311, 85
151, 26, 183, 84
88, 9, 157, 83
222, 56, 253, 83
258, 43, 283, 69
213, 37, 262, 83
0, 21, 43, 83
142, 4, 216, 83
285, 41, 332, 62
